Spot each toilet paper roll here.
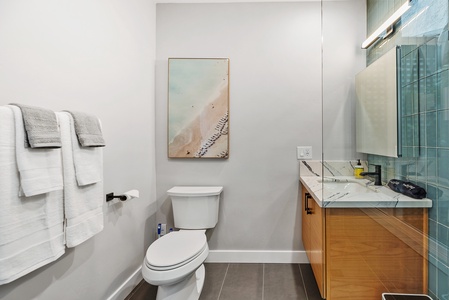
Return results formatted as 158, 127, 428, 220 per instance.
123, 189, 139, 201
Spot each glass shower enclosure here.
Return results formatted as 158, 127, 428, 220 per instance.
321, 0, 449, 299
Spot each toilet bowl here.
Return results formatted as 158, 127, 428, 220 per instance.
142, 186, 223, 300
142, 230, 209, 300
143, 230, 208, 284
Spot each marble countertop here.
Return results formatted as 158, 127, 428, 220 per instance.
300, 175, 433, 208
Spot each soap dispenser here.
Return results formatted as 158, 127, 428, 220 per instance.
354, 159, 364, 179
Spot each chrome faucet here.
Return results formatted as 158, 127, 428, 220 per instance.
360, 164, 382, 186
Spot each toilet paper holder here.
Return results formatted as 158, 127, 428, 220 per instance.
106, 193, 127, 202
106, 189, 139, 202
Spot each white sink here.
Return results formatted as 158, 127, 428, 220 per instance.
320, 179, 378, 194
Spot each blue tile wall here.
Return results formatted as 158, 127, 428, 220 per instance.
366, 0, 449, 298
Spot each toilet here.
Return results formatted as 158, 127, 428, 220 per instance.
142, 186, 223, 300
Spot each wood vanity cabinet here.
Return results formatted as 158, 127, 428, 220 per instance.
301, 186, 326, 297
301, 183, 428, 300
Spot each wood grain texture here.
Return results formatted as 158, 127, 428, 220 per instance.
301, 184, 326, 298
326, 208, 427, 299
300, 183, 428, 300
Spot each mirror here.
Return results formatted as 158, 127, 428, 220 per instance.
355, 45, 421, 158
355, 46, 401, 158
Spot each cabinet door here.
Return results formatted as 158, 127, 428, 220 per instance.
301, 184, 326, 298
325, 208, 427, 299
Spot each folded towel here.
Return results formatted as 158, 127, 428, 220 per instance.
65, 113, 103, 186
0, 107, 65, 285
9, 105, 63, 197
10, 103, 61, 148
57, 112, 104, 247
65, 111, 105, 147
387, 179, 427, 199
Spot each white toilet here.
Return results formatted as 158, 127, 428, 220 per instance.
142, 186, 223, 300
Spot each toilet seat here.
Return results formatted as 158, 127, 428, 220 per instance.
142, 230, 209, 286
145, 231, 207, 271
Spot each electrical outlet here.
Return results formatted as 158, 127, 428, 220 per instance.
297, 146, 312, 160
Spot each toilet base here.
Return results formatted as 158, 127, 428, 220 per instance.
156, 264, 206, 300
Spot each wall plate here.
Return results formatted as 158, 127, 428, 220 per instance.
297, 146, 312, 160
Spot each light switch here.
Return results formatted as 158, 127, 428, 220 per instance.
296, 146, 312, 160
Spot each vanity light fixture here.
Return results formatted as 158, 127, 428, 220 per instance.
361, 0, 412, 49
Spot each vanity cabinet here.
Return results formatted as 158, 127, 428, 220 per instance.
301, 187, 326, 298
301, 183, 428, 300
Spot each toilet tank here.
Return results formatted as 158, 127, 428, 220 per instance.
167, 186, 223, 229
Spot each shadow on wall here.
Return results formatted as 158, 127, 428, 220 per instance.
294, 185, 302, 249
144, 201, 159, 254
159, 194, 174, 230
103, 265, 141, 300
0, 247, 79, 299
102, 201, 158, 300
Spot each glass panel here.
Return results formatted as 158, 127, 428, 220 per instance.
322, 0, 448, 299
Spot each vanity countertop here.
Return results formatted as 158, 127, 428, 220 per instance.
300, 175, 432, 208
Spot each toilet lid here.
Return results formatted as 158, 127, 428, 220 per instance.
167, 186, 223, 197
145, 231, 207, 270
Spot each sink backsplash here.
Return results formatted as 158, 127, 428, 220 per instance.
300, 160, 368, 177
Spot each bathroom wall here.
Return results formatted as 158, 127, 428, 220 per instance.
155, 2, 321, 261
322, 0, 367, 160
155, 2, 365, 261
365, 0, 449, 299
0, 1, 157, 299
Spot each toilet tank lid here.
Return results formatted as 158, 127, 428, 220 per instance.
167, 186, 223, 197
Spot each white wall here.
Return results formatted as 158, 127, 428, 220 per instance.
155, 2, 323, 261
0, 1, 157, 299
322, 0, 367, 160
0, 0, 367, 297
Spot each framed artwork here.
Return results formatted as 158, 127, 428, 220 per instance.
168, 58, 229, 158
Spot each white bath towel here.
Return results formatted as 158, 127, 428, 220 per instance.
9, 105, 63, 197
0, 107, 65, 285
57, 112, 104, 248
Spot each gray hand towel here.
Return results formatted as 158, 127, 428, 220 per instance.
65, 111, 105, 147
10, 103, 62, 148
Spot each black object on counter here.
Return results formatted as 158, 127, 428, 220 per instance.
387, 179, 427, 199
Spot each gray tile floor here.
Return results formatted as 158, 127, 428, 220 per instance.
126, 263, 323, 300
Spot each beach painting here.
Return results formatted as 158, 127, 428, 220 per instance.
168, 58, 229, 158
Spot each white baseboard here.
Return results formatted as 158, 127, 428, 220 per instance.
107, 266, 143, 300
205, 250, 309, 264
